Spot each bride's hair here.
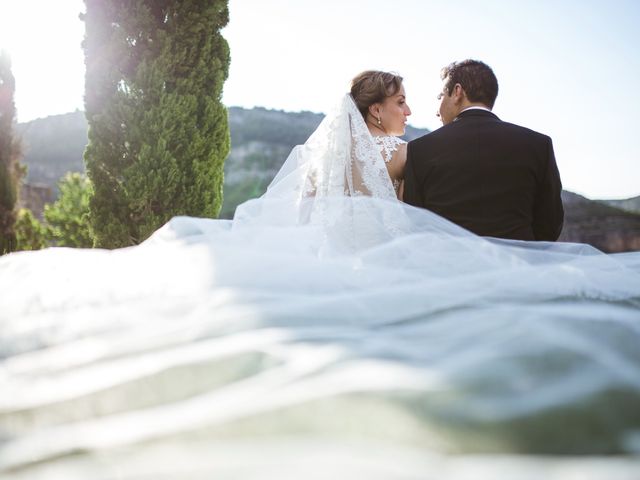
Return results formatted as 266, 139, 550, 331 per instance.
350, 71, 403, 121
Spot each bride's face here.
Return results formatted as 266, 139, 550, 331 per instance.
380, 85, 411, 136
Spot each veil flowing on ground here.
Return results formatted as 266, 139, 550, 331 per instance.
1, 94, 640, 479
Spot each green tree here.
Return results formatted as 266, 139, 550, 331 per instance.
82, 0, 231, 248
0, 50, 24, 254
14, 208, 47, 251
44, 172, 94, 247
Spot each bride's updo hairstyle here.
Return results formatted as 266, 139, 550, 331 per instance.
350, 70, 403, 121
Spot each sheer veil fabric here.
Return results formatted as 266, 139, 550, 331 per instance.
1, 94, 640, 478
259, 93, 398, 204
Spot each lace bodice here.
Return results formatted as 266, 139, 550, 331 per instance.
373, 135, 406, 163
373, 135, 406, 195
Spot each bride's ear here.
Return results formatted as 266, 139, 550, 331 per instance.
368, 103, 382, 122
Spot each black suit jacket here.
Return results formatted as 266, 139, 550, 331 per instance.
403, 109, 563, 241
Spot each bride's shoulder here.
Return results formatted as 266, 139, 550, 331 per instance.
373, 135, 407, 146
373, 135, 407, 164
373, 135, 407, 153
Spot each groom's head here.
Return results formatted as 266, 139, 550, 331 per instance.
438, 60, 498, 125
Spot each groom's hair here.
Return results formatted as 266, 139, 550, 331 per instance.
441, 60, 499, 109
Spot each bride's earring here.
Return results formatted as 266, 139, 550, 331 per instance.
377, 117, 382, 126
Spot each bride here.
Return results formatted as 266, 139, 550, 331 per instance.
1, 71, 639, 478
350, 70, 411, 198
244, 70, 411, 220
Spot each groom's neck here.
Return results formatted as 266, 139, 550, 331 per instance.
459, 100, 491, 113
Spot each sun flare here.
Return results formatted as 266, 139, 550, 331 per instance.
0, 0, 86, 122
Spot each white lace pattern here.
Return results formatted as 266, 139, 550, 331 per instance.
373, 135, 406, 163
373, 135, 406, 195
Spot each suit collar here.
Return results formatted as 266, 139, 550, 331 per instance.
454, 109, 500, 122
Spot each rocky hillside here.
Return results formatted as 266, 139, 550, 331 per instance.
601, 196, 640, 214
16, 109, 640, 253
16, 111, 87, 193
559, 191, 640, 252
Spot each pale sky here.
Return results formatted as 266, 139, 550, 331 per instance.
0, 0, 638, 199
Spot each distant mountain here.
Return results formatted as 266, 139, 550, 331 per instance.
599, 196, 640, 215
16, 111, 87, 193
16, 109, 640, 253
559, 191, 640, 252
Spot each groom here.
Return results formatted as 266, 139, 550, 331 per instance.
403, 60, 564, 241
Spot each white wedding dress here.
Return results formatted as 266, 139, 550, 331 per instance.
1, 94, 640, 479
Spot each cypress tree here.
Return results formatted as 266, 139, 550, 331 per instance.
82, 1, 230, 248
0, 50, 23, 255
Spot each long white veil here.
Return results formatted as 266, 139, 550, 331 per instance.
1, 94, 640, 478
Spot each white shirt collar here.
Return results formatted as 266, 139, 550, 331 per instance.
459, 106, 492, 114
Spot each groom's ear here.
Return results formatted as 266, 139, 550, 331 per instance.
452, 84, 465, 104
